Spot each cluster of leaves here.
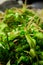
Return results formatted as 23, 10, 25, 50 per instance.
0, 7, 43, 65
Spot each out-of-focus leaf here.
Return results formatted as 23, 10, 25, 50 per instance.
25, 33, 36, 48
6, 60, 10, 65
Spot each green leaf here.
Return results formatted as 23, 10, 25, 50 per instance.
30, 49, 36, 58
6, 60, 10, 65
25, 33, 36, 48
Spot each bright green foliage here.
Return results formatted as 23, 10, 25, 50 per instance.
0, 8, 43, 65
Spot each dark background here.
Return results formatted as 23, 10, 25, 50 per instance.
22, 0, 43, 4
0, 0, 43, 11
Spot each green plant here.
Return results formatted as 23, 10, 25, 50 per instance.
0, 7, 43, 65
